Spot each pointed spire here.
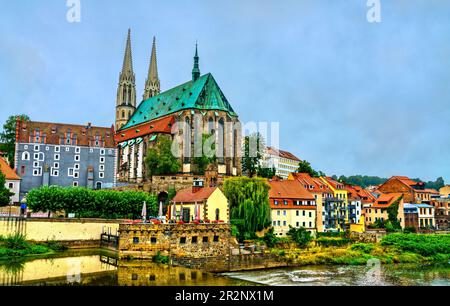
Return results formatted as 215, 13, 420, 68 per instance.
149, 36, 159, 81
192, 42, 200, 82
121, 28, 134, 74
143, 36, 161, 100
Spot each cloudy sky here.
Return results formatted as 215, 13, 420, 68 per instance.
1, 0, 449, 182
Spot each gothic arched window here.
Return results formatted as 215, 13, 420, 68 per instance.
218, 118, 225, 164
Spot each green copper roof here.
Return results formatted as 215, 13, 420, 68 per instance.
120, 73, 238, 130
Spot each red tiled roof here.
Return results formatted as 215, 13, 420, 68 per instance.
16, 120, 115, 148
266, 147, 300, 161
391, 176, 423, 188
114, 115, 174, 143
289, 173, 331, 194
269, 180, 314, 200
372, 193, 403, 208
0, 158, 20, 180
172, 187, 217, 203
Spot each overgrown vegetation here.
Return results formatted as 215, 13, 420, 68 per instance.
380, 233, 450, 257
287, 226, 313, 248
269, 233, 450, 266
26, 186, 158, 219
224, 177, 271, 241
0, 114, 30, 165
192, 133, 216, 175
153, 251, 170, 264
0, 233, 66, 259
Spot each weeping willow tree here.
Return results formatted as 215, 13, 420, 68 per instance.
223, 177, 271, 241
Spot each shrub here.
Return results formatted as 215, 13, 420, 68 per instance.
3, 233, 29, 250
316, 237, 352, 247
287, 226, 312, 248
350, 243, 374, 254
381, 233, 450, 256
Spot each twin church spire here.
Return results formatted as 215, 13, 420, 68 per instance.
115, 29, 200, 130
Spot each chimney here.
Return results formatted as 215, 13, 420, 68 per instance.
192, 178, 204, 193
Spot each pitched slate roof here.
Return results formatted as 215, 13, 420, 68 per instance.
120, 73, 237, 131
0, 158, 20, 180
172, 186, 217, 203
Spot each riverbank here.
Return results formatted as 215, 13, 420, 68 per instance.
269, 233, 450, 266
0, 233, 66, 260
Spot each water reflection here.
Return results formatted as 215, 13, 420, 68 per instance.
0, 250, 253, 286
1, 251, 448, 286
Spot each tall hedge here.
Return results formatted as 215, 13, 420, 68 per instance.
26, 186, 157, 219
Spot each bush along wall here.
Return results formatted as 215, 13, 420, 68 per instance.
26, 186, 158, 219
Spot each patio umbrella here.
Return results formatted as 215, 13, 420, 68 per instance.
158, 201, 163, 218
194, 202, 198, 221
172, 202, 177, 221
141, 201, 147, 222
179, 202, 184, 222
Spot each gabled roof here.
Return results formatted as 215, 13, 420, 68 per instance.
372, 193, 403, 208
269, 180, 314, 200
321, 176, 345, 190
120, 73, 237, 131
172, 187, 217, 203
0, 158, 20, 180
289, 172, 330, 193
266, 147, 300, 161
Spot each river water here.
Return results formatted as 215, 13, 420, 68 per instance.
0, 250, 448, 286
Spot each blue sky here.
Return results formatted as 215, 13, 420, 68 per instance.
1, 0, 449, 182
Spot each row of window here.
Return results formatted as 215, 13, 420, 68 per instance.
132, 236, 220, 245
23, 144, 111, 155
274, 200, 316, 206
22, 152, 106, 164
272, 220, 313, 228
275, 210, 314, 217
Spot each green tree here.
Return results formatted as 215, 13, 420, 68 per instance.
192, 133, 216, 175
223, 177, 271, 241
0, 172, 14, 207
242, 133, 265, 178
0, 114, 30, 165
144, 135, 180, 178
287, 226, 312, 248
296, 160, 322, 177
257, 166, 276, 179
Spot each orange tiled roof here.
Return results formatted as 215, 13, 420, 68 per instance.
290, 173, 331, 194
392, 176, 423, 187
16, 120, 115, 148
372, 193, 403, 208
172, 187, 217, 203
115, 115, 174, 143
0, 158, 20, 180
269, 180, 314, 200
266, 146, 300, 161
322, 176, 345, 190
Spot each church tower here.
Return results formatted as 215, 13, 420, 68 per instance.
142, 36, 160, 100
115, 29, 137, 131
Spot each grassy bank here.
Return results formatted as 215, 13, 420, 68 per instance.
270, 233, 450, 266
0, 233, 67, 259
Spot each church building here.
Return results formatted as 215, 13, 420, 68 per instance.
114, 30, 242, 183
